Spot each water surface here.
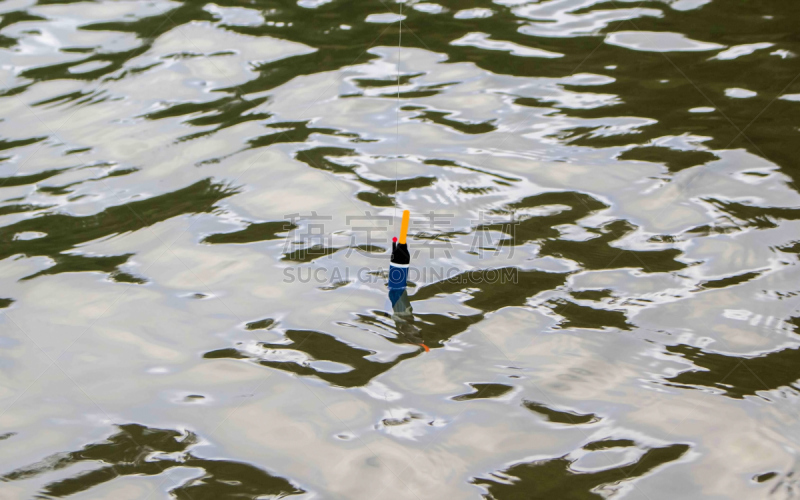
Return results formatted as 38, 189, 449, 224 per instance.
1, 0, 800, 498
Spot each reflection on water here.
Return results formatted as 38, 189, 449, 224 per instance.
666, 343, 800, 399
522, 399, 600, 425
388, 288, 426, 350
473, 439, 690, 500
0, 179, 236, 282
1, 0, 800, 497
2, 424, 304, 499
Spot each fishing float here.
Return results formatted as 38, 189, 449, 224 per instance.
389, 209, 410, 291
388, 209, 428, 352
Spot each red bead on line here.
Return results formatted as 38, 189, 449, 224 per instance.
392, 237, 398, 242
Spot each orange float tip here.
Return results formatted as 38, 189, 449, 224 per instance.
399, 210, 410, 244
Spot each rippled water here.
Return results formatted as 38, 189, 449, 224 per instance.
1, 0, 800, 498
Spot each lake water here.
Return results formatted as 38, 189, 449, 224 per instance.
1, 0, 800, 498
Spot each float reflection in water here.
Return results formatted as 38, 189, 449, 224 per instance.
388, 288, 428, 353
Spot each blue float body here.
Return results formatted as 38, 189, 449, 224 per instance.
388, 264, 408, 290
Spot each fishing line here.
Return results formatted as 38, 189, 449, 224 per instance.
394, 1, 402, 222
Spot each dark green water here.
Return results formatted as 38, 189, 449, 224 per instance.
1, 0, 799, 498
